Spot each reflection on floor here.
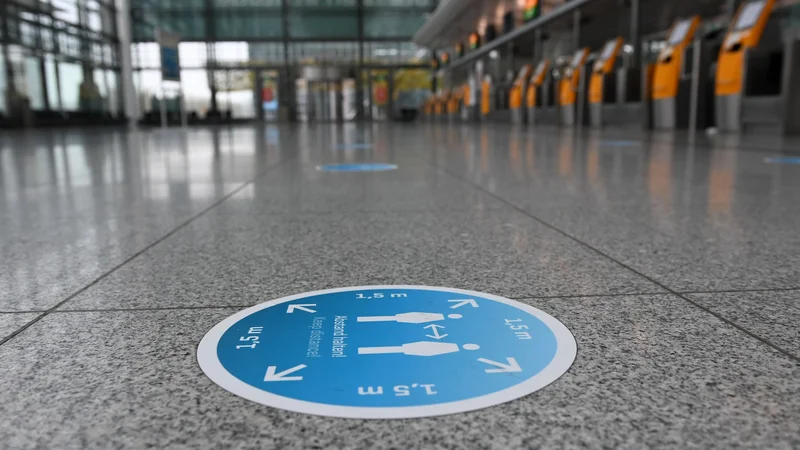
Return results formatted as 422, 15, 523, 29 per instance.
0, 124, 798, 448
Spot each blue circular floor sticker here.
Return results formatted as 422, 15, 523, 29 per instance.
316, 163, 397, 172
197, 286, 576, 419
764, 157, 800, 165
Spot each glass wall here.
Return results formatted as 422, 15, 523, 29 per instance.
130, 0, 437, 120
0, 0, 122, 124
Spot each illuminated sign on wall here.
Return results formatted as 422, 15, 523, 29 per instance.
524, 0, 540, 22
469, 32, 481, 50
485, 25, 497, 42
455, 43, 464, 58
441, 52, 450, 65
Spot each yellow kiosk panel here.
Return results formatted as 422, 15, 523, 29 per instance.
510, 65, 533, 109
481, 77, 492, 116
589, 37, 623, 104
527, 59, 551, 108
559, 48, 589, 106
715, 0, 775, 96
651, 16, 700, 100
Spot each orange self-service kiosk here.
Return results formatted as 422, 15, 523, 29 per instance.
460, 83, 472, 121
651, 16, 706, 129
480, 75, 493, 119
526, 59, 551, 125
447, 88, 462, 121
714, 0, 800, 134
525, 59, 551, 125
434, 92, 446, 119
588, 37, 623, 127
509, 65, 533, 124
559, 48, 590, 126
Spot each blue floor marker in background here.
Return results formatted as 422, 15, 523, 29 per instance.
317, 163, 398, 172
600, 140, 640, 147
764, 157, 800, 165
336, 143, 373, 150
198, 286, 577, 419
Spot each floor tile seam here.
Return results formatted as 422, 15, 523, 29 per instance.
0, 156, 297, 348
51, 305, 251, 313
419, 151, 800, 362
0, 293, 669, 315
677, 287, 800, 295
507, 291, 671, 301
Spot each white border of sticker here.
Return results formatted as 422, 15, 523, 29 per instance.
197, 285, 576, 419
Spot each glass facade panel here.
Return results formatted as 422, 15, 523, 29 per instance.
288, 13, 359, 39
364, 13, 426, 38
1, 0, 121, 121
46, 56, 61, 110
25, 57, 45, 110
106, 70, 120, 115
0, 50, 6, 114
215, 12, 282, 40
58, 62, 83, 112
181, 69, 212, 117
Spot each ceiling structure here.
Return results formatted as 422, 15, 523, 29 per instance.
414, 0, 569, 48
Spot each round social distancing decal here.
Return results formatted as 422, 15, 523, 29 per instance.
316, 163, 397, 172
197, 286, 576, 419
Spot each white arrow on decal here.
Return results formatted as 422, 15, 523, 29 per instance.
477, 357, 522, 373
286, 304, 317, 314
264, 364, 307, 382
448, 299, 478, 309
423, 324, 448, 340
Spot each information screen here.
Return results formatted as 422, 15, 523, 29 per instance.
600, 40, 618, 61
735, 1, 767, 31
533, 61, 547, 79
668, 20, 692, 45
570, 50, 585, 68
517, 66, 529, 82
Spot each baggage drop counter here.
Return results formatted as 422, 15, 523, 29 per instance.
715, 0, 800, 134
526, 59, 551, 126
510, 65, 533, 124
560, 48, 590, 127
651, 16, 714, 130
589, 37, 623, 127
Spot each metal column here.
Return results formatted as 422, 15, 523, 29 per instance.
117, 0, 138, 125
629, 0, 641, 68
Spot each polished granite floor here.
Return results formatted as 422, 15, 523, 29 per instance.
0, 123, 798, 449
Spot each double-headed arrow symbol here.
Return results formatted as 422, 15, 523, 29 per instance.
423, 324, 448, 339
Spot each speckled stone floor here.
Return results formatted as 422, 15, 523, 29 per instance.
1, 123, 798, 449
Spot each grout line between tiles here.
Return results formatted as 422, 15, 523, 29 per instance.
2, 293, 671, 315
0, 156, 296, 348
420, 150, 800, 363
508, 291, 671, 301
51, 305, 252, 313
678, 287, 800, 295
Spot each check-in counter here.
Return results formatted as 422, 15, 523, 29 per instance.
715, 0, 800, 134
447, 88, 461, 122
460, 83, 473, 121
589, 37, 623, 127
525, 59, 551, 126
434, 92, 447, 120
559, 48, 590, 126
423, 97, 433, 120
510, 65, 533, 124
480, 75, 493, 121
651, 16, 714, 130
